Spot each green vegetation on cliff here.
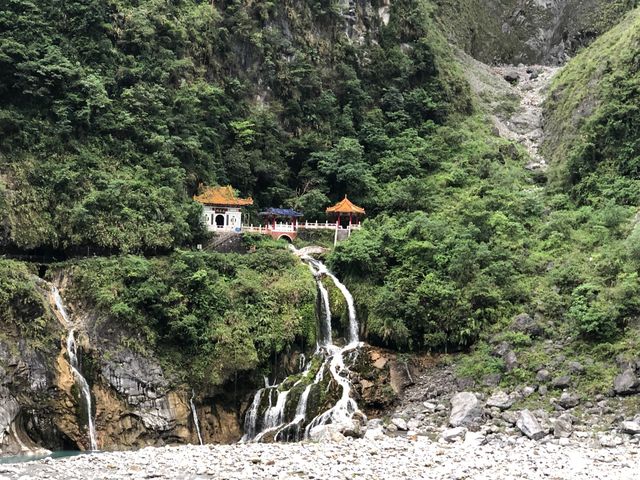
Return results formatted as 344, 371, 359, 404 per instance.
64, 245, 316, 386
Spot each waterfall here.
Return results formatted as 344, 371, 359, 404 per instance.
242, 247, 364, 442
190, 390, 204, 446
52, 287, 98, 451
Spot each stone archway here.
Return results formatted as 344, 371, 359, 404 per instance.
215, 214, 225, 228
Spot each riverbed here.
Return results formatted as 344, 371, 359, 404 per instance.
1, 435, 637, 480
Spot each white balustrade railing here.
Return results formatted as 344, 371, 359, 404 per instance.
240, 221, 362, 234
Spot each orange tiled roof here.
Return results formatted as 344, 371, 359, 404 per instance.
326, 195, 365, 215
193, 186, 253, 206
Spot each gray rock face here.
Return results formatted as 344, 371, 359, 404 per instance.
613, 369, 638, 395
516, 410, 546, 440
486, 391, 514, 410
441, 427, 467, 443
449, 392, 483, 428
102, 349, 176, 432
0, 388, 20, 442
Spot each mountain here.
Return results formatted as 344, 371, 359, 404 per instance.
1, 0, 640, 456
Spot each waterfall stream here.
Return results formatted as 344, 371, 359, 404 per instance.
190, 390, 204, 446
52, 287, 98, 451
242, 247, 364, 442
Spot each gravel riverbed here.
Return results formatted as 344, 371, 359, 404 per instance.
1, 435, 638, 480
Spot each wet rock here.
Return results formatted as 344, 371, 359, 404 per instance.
441, 427, 467, 443
521, 386, 536, 398
551, 375, 571, 389
516, 410, 546, 440
620, 421, 640, 435
558, 392, 580, 409
449, 393, 483, 428
486, 391, 515, 410
613, 369, 638, 395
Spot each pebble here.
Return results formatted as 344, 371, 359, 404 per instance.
1, 435, 639, 480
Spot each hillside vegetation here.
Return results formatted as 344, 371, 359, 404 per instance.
1, 0, 640, 394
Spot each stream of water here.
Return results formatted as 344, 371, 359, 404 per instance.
242, 247, 363, 442
189, 390, 204, 445
51, 287, 98, 451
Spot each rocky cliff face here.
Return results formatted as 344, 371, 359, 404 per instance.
436, 0, 636, 65
0, 277, 244, 456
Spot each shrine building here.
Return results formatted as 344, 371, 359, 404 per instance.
193, 185, 253, 232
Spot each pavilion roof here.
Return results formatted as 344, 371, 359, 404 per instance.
326, 195, 365, 215
193, 185, 253, 207
259, 208, 304, 217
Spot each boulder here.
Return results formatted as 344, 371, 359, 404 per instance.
536, 369, 551, 382
309, 425, 346, 443
613, 369, 638, 395
568, 361, 585, 374
516, 409, 546, 440
449, 392, 483, 428
620, 421, 640, 435
551, 375, 571, 389
511, 313, 544, 337
441, 427, 467, 443
558, 392, 580, 409
504, 71, 520, 84
553, 415, 573, 438
364, 427, 385, 440
391, 417, 408, 431
503, 351, 518, 372
486, 391, 515, 410
599, 434, 624, 448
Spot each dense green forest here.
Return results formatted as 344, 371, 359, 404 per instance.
1, 0, 640, 389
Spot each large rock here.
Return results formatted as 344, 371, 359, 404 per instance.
511, 313, 544, 337
613, 369, 638, 395
558, 392, 580, 409
309, 425, 346, 443
503, 351, 518, 372
486, 391, 514, 410
551, 375, 571, 389
441, 427, 467, 443
553, 415, 573, 438
391, 417, 408, 431
620, 421, 640, 435
516, 409, 546, 440
449, 392, 483, 427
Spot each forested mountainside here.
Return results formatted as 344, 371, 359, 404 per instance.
2, 0, 640, 455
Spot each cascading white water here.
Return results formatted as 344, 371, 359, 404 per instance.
242, 247, 364, 442
190, 390, 204, 445
52, 287, 98, 451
